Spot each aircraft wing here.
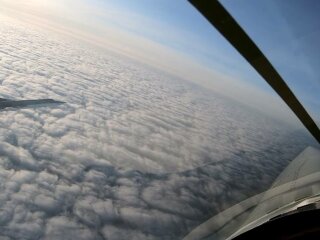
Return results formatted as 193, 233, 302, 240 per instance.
0, 98, 64, 110
184, 146, 320, 240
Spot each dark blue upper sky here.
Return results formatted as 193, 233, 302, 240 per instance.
222, 0, 320, 122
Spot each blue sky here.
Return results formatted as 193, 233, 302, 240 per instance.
80, 0, 319, 121
222, 0, 320, 122
84, 0, 263, 86
0, 0, 318, 124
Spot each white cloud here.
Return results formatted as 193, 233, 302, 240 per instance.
44, 216, 96, 240
0, 13, 316, 239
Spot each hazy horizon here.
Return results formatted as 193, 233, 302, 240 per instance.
0, 0, 315, 127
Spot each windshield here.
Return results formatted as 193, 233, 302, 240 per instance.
0, 0, 318, 239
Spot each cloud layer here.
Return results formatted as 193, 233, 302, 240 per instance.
0, 14, 317, 239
